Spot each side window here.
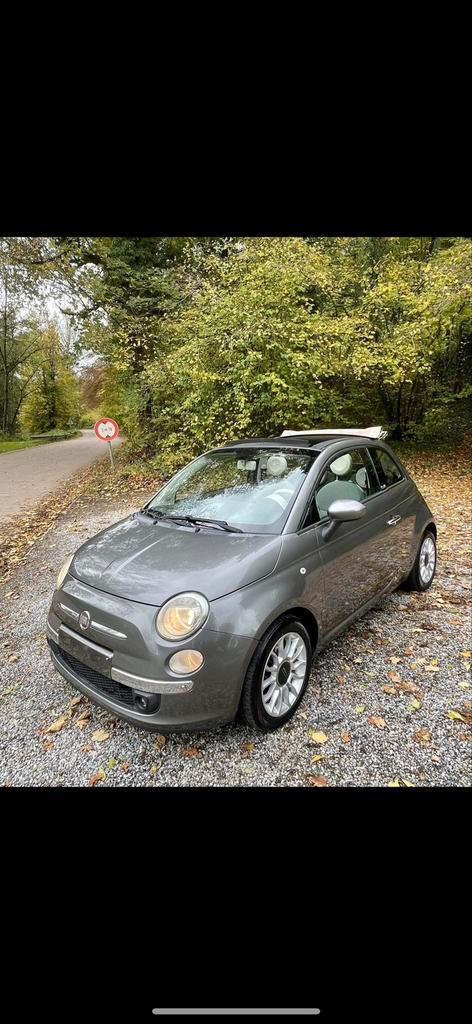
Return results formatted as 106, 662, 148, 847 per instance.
303, 448, 380, 527
369, 448, 403, 488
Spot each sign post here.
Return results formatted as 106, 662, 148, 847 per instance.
94, 418, 120, 470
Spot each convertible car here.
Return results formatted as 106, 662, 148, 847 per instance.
47, 426, 437, 732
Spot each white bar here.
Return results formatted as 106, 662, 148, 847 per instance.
152, 1012, 319, 1017
281, 426, 386, 439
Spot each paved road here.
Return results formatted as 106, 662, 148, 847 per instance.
0, 430, 122, 526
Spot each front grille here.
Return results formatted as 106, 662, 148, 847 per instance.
48, 638, 135, 709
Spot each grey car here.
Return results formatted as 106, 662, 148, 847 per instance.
47, 427, 437, 732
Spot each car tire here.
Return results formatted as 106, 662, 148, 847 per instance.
403, 530, 437, 592
239, 617, 313, 732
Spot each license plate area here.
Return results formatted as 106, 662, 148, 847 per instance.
58, 624, 112, 678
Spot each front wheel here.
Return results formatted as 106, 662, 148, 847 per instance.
403, 530, 437, 592
240, 617, 313, 731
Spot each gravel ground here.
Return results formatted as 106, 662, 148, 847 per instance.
1, 455, 471, 787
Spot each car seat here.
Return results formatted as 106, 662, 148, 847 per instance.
316, 453, 365, 518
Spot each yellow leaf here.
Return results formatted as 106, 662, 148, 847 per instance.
461, 651, 471, 658
401, 779, 415, 787
388, 779, 401, 787
44, 716, 68, 734
355, 705, 365, 714
311, 754, 324, 763
448, 710, 465, 722
309, 730, 328, 744
92, 729, 109, 743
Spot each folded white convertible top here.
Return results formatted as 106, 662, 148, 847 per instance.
281, 426, 388, 440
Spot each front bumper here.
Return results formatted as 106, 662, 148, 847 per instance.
47, 577, 257, 731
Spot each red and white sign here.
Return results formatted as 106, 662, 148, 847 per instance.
94, 417, 120, 442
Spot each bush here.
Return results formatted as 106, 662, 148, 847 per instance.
411, 396, 471, 448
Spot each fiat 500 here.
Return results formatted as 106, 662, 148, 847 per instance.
47, 427, 437, 732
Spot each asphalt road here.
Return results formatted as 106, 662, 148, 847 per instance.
0, 430, 121, 526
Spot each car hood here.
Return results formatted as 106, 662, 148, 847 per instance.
70, 514, 282, 605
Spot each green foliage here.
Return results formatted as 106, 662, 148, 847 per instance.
21, 326, 82, 434
2, 236, 471, 468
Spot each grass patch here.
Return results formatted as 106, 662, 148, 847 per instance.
0, 439, 43, 454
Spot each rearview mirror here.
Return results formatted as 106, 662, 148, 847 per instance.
322, 499, 366, 540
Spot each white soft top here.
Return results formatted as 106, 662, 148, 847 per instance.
281, 426, 388, 440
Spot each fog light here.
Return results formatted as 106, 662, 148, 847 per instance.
168, 650, 204, 675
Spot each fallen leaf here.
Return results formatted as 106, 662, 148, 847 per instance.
383, 685, 397, 695
311, 754, 324, 763
81, 743, 93, 753
424, 665, 440, 673
309, 730, 328, 744
387, 779, 401, 787
75, 709, 91, 730
154, 734, 166, 750
121, 762, 130, 773
401, 779, 415, 787
413, 728, 432, 745
181, 746, 203, 758
341, 732, 351, 744
306, 775, 329, 787
8, 654, 19, 663
241, 742, 255, 757
69, 696, 82, 708
89, 768, 106, 786
92, 729, 109, 743
388, 671, 401, 683
403, 647, 415, 656
389, 656, 402, 665
461, 651, 471, 658
368, 716, 387, 729
108, 757, 118, 769
396, 680, 423, 697
448, 710, 465, 722
42, 739, 54, 752
355, 705, 365, 714
43, 715, 68, 734
407, 699, 422, 711
150, 765, 160, 775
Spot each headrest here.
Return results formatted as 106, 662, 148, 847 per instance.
329, 453, 352, 477
266, 454, 288, 477
356, 467, 367, 488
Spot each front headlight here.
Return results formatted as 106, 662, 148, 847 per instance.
156, 592, 209, 641
56, 554, 73, 590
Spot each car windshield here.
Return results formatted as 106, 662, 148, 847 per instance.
147, 448, 315, 534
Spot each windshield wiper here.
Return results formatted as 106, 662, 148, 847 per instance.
186, 516, 243, 533
139, 509, 243, 532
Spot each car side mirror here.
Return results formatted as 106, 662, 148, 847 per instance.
322, 499, 366, 540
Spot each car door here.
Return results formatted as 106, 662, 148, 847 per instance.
366, 445, 418, 581
300, 446, 396, 636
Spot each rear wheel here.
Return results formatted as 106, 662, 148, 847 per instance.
403, 530, 437, 592
240, 617, 313, 731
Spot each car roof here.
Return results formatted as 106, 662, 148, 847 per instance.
221, 432, 382, 452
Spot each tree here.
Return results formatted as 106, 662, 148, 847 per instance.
21, 325, 81, 434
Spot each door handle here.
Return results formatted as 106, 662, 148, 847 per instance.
387, 515, 402, 526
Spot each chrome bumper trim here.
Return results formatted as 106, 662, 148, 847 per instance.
49, 617, 192, 695
111, 666, 193, 695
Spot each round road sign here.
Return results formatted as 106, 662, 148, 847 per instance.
94, 417, 120, 441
